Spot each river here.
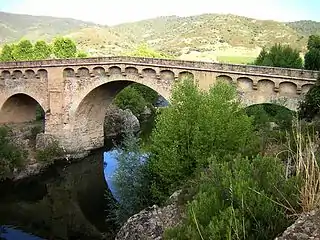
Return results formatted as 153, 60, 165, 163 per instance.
0, 148, 121, 240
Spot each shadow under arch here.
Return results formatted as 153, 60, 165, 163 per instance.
0, 93, 46, 124
71, 80, 170, 151
245, 102, 294, 130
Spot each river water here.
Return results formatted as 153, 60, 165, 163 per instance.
0, 148, 122, 240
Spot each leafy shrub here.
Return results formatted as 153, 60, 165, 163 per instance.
111, 133, 151, 224
36, 140, 63, 163
0, 126, 27, 180
147, 78, 257, 203
30, 125, 43, 140
298, 74, 320, 121
164, 155, 301, 240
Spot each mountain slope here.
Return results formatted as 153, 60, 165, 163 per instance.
0, 11, 96, 44
0, 11, 319, 63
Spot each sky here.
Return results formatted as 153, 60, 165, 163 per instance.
0, 0, 319, 26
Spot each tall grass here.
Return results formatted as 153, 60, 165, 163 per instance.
288, 119, 320, 212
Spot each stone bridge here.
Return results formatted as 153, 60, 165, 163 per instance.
0, 56, 318, 155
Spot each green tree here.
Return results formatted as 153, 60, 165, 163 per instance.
33, 40, 52, 60
304, 48, 320, 71
298, 74, 320, 121
77, 51, 88, 58
112, 133, 150, 224
307, 34, 320, 50
129, 43, 173, 59
147, 78, 256, 202
254, 44, 303, 69
12, 39, 34, 60
114, 86, 147, 117
52, 37, 77, 59
304, 35, 320, 70
0, 44, 15, 61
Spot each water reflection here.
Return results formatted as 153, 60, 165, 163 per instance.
0, 150, 115, 240
0, 226, 42, 240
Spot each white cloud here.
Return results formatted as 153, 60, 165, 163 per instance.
3, 0, 309, 25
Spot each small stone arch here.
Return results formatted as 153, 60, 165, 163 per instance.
216, 75, 233, 84
301, 84, 314, 95
1, 70, 10, 80
237, 77, 253, 91
142, 68, 157, 78
257, 79, 275, 93
77, 67, 90, 78
178, 71, 194, 80
108, 66, 122, 75
125, 67, 139, 76
93, 67, 106, 77
37, 69, 48, 79
25, 69, 35, 79
160, 70, 175, 81
63, 68, 75, 78
279, 81, 298, 96
12, 70, 23, 79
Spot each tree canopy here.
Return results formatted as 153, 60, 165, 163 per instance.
254, 44, 303, 69
304, 34, 320, 71
129, 43, 173, 59
0, 37, 88, 61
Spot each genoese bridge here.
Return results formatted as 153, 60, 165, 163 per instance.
0, 56, 318, 154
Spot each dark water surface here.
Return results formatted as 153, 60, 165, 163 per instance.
0, 150, 117, 240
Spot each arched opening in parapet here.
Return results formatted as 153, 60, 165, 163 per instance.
245, 103, 294, 131
0, 94, 45, 136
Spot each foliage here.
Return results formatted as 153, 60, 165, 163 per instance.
129, 43, 173, 59
164, 155, 301, 240
35, 140, 63, 164
33, 40, 52, 60
147, 78, 256, 203
12, 39, 34, 60
0, 126, 26, 180
304, 48, 320, 70
304, 35, 320, 70
112, 132, 151, 224
298, 74, 320, 121
52, 37, 77, 59
254, 44, 303, 69
246, 103, 293, 131
0, 44, 15, 61
307, 34, 320, 50
114, 86, 147, 117
77, 51, 88, 58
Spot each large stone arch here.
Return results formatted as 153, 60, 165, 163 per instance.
0, 93, 47, 124
66, 79, 170, 152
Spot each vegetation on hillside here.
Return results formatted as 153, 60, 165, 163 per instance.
253, 44, 303, 68
0, 11, 319, 62
0, 37, 88, 61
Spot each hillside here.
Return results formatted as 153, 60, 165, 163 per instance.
0, 11, 319, 63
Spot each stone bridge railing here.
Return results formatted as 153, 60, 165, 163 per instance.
0, 56, 317, 80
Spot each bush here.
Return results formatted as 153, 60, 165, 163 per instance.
0, 126, 27, 180
147, 78, 257, 203
35, 140, 63, 163
164, 155, 301, 240
111, 132, 151, 224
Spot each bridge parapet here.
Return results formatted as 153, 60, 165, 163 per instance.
0, 56, 317, 81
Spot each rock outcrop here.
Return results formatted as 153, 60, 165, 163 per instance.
115, 190, 182, 240
275, 210, 320, 240
104, 105, 140, 137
